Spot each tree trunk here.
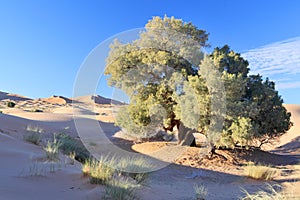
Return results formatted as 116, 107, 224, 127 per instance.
177, 122, 196, 147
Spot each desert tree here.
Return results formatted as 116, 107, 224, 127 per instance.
104, 16, 292, 149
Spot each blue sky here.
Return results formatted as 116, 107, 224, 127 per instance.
0, 0, 300, 104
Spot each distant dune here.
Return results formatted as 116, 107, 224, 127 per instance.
269, 104, 300, 155
73, 95, 125, 105
38, 95, 72, 105
0, 91, 32, 101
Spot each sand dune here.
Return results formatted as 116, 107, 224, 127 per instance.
38, 95, 72, 105
268, 104, 300, 155
0, 133, 103, 200
0, 92, 299, 199
0, 91, 32, 101
73, 95, 124, 105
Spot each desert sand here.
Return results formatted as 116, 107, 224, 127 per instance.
0, 92, 299, 199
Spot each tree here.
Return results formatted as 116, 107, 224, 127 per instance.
105, 16, 292, 149
105, 16, 209, 143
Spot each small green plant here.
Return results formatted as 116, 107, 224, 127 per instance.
194, 184, 208, 200
44, 137, 61, 161
23, 125, 43, 145
241, 184, 294, 200
6, 101, 16, 108
104, 177, 139, 200
116, 157, 152, 184
82, 157, 115, 184
56, 133, 90, 162
23, 132, 41, 145
0, 110, 2, 113
31, 108, 43, 112
244, 164, 279, 180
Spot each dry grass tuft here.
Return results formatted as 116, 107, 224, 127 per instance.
194, 184, 208, 200
82, 157, 115, 184
104, 176, 139, 200
241, 184, 295, 200
244, 163, 280, 180
44, 137, 61, 161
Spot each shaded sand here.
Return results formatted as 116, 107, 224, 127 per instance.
0, 132, 103, 200
0, 93, 300, 199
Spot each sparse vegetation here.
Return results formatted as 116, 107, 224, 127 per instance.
30, 108, 43, 112
244, 164, 279, 180
82, 155, 150, 200
194, 184, 208, 200
116, 156, 152, 184
6, 101, 16, 108
28, 161, 46, 177
241, 184, 294, 200
44, 137, 61, 161
56, 133, 90, 162
23, 132, 41, 145
82, 157, 115, 184
23, 125, 43, 145
104, 177, 139, 200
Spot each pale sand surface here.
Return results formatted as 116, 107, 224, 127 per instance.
0, 94, 299, 199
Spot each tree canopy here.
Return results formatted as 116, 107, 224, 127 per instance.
104, 16, 292, 149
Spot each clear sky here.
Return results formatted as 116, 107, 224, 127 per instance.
1, 0, 300, 104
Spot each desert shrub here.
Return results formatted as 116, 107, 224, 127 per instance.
194, 184, 208, 200
23, 132, 41, 145
23, 125, 43, 145
244, 164, 279, 180
116, 156, 152, 184
241, 184, 294, 200
31, 108, 43, 112
82, 157, 115, 185
104, 177, 139, 200
56, 133, 90, 162
44, 137, 61, 161
105, 16, 291, 149
6, 101, 16, 108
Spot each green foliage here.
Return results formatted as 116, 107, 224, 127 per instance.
56, 133, 90, 162
104, 177, 139, 200
105, 15, 291, 149
82, 158, 115, 184
6, 101, 15, 108
116, 156, 152, 184
44, 137, 61, 161
23, 132, 41, 145
23, 125, 43, 145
